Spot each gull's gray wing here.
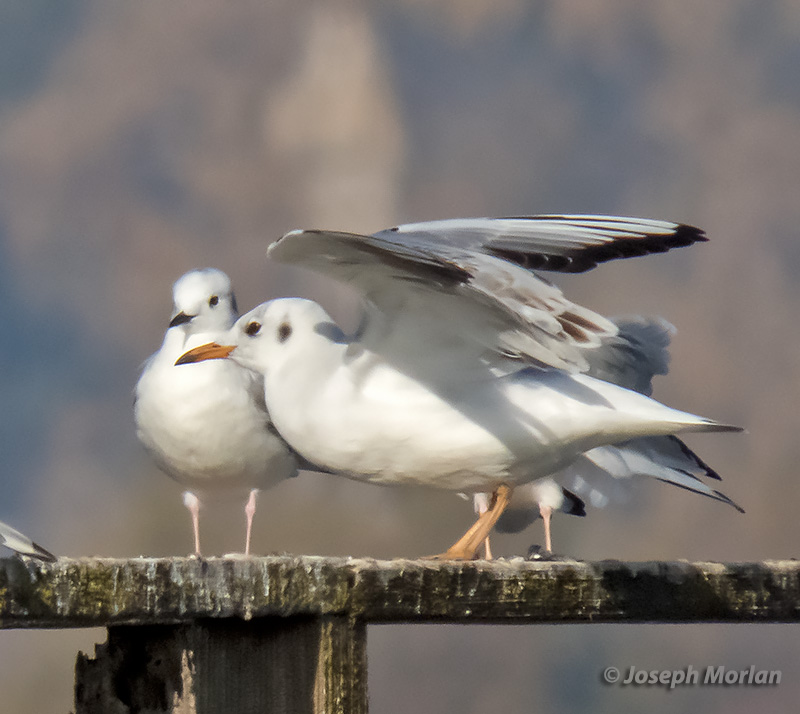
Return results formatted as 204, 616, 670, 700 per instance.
270, 226, 613, 371
584, 316, 675, 396
375, 215, 705, 274
0, 519, 56, 562
269, 215, 702, 371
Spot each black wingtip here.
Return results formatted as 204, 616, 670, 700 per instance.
490, 217, 707, 274
562, 488, 587, 517
30, 541, 57, 563
653, 477, 744, 513
714, 491, 746, 514
668, 436, 722, 481
552, 222, 706, 273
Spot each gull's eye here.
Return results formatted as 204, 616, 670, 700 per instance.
245, 321, 261, 336
209, 295, 219, 307
278, 322, 292, 343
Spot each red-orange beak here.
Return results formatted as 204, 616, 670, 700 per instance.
175, 342, 236, 366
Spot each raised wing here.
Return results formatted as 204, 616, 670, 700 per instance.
269, 226, 618, 372
377, 215, 705, 274
268, 215, 703, 372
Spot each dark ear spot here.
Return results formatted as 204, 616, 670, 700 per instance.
209, 295, 219, 307
278, 322, 292, 343
314, 321, 346, 343
245, 321, 261, 336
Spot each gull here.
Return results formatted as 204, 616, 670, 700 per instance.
473, 479, 585, 558
134, 268, 301, 556
479, 316, 743, 556
177, 215, 742, 560
0, 519, 56, 561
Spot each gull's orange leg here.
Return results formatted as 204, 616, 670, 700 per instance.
426, 485, 512, 560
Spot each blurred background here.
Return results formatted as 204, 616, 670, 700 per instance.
1, 0, 798, 711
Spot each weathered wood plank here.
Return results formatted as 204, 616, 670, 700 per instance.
1, 556, 799, 627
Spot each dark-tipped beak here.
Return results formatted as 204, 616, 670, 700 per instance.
175, 342, 236, 366
169, 311, 194, 328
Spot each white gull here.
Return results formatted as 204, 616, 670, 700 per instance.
135, 268, 302, 555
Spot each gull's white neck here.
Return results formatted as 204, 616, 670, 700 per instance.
154, 325, 190, 362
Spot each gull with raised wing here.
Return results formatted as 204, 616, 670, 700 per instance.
0, 519, 56, 561
177, 216, 742, 560
135, 268, 302, 556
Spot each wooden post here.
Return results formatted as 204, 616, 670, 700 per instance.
74, 616, 367, 713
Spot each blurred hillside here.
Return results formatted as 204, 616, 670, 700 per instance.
1, 1, 799, 712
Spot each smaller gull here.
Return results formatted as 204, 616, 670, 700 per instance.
135, 268, 303, 556
0, 519, 56, 562
177, 215, 742, 559
473, 479, 585, 558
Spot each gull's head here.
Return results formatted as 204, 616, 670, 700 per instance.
175, 298, 341, 374
169, 268, 238, 335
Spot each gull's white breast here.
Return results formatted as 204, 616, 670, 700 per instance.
136, 350, 296, 494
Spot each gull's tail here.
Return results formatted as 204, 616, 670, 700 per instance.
571, 436, 744, 513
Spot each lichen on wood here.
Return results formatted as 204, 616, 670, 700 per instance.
2, 555, 800, 628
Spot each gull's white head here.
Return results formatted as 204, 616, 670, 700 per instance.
175, 298, 342, 374
169, 268, 238, 335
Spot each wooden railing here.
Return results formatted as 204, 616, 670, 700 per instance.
2, 556, 799, 712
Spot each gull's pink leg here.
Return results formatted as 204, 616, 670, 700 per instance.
539, 504, 553, 553
182, 491, 202, 556
474, 495, 494, 560
244, 489, 259, 556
